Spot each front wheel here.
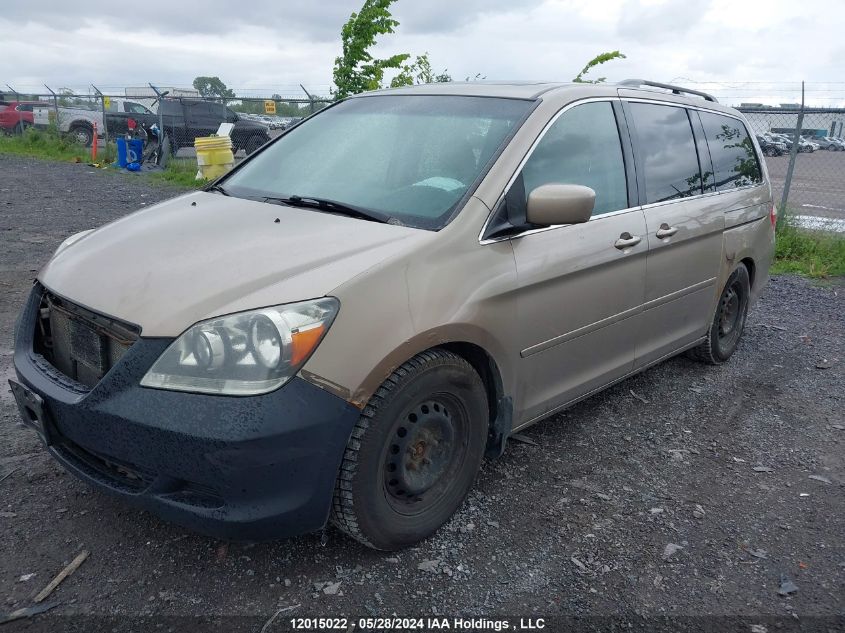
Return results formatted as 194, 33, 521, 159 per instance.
68, 124, 93, 147
331, 349, 488, 550
687, 264, 750, 365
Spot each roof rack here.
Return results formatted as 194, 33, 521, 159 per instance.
617, 79, 718, 103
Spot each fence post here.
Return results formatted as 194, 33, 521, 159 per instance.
300, 84, 315, 114
44, 84, 60, 131
779, 80, 804, 222
148, 83, 168, 163
92, 85, 109, 145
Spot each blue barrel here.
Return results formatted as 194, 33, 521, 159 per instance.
116, 138, 128, 167
127, 139, 144, 164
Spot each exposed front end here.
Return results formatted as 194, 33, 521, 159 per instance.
10, 283, 360, 540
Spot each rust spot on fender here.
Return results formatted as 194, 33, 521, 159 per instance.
298, 370, 358, 408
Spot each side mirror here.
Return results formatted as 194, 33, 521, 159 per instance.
526, 184, 596, 226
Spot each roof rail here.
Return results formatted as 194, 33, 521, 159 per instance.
617, 79, 718, 103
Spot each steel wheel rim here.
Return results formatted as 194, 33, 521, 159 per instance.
718, 283, 741, 340
382, 394, 468, 515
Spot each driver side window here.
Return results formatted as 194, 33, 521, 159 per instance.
522, 101, 628, 216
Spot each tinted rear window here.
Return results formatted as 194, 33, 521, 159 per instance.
629, 103, 702, 204
698, 111, 762, 191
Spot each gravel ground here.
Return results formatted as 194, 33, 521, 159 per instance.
0, 155, 843, 631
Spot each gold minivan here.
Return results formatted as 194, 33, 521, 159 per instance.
10, 80, 775, 550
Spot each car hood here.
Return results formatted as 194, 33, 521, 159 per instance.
39, 191, 427, 337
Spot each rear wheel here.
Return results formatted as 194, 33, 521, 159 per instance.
687, 264, 750, 365
331, 349, 488, 550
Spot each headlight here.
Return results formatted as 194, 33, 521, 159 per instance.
140, 298, 339, 396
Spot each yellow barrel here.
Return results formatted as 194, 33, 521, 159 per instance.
194, 135, 234, 180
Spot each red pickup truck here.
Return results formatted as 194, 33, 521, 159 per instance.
0, 101, 49, 133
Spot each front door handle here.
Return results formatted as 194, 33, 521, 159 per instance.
614, 232, 642, 249
656, 223, 679, 239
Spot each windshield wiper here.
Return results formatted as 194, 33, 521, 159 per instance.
264, 195, 391, 224
206, 183, 230, 196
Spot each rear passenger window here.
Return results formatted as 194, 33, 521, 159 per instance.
698, 111, 762, 190
628, 103, 702, 204
521, 101, 627, 216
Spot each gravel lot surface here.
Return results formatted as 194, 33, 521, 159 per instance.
0, 155, 843, 631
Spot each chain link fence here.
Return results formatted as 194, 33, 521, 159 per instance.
1, 84, 332, 163
738, 105, 845, 231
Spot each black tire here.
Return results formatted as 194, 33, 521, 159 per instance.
331, 348, 488, 550
687, 264, 750, 365
68, 124, 93, 147
765, 146, 775, 157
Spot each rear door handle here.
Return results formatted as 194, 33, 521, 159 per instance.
656, 223, 679, 239
614, 232, 642, 249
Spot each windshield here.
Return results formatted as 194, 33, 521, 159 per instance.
221, 95, 532, 229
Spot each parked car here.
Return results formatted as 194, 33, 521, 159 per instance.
0, 100, 50, 134
258, 116, 279, 130
798, 136, 818, 152
762, 134, 788, 154
32, 98, 154, 146
816, 136, 844, 151
756, 134, 785, 156
10, 80, 775, 550
769, 133, 794, 152
150, 99, 271, 155
776, 134, 815, 153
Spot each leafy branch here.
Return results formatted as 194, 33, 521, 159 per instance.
572, 51, 626, 83
332, 0, 410, 99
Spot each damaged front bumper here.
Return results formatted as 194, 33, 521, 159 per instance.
11, 284, 360, 540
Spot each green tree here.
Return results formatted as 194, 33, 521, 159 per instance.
390, 52, 451, 87
332, 0, 410, 99
572, 51, 626, 83
192, 76, 236, 100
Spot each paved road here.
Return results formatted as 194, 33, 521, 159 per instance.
765, 150, 845, 219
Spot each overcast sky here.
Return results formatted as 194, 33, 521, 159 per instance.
2, 0, 844, 105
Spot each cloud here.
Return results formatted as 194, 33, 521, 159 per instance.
1, 0, 844, 106
617, 0, 711, 40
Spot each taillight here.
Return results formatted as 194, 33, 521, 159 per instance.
770, 204, 777, 229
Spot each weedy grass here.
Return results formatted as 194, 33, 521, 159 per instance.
773, 214, 845, 278
149, 159, 203, 188
0, 126, 91, 162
